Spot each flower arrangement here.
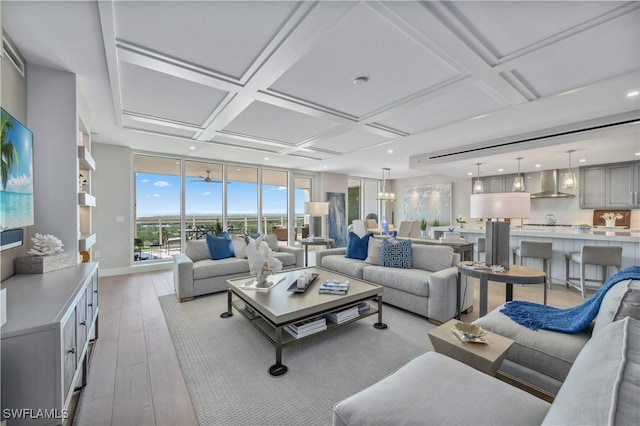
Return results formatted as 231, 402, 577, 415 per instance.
456, 215, 467, 224
28, 233, 64, 256
420, 219, 427, 231
601, 212, 622, 221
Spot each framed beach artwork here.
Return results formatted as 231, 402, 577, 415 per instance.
1, 108, 34, 230
326, 192, 346, 248
403, 183, 452, 227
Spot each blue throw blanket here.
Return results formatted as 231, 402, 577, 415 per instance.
500, 265, 640, 333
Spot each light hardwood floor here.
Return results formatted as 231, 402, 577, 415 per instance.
74, 268, 584, 425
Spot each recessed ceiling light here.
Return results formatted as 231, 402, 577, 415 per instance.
175, 161, 179, 164
579, 158, 586, 162
323, 165, 328, 169
636, 152, 640, 156
627, 90, 639, 97
498, 168, 504, 172
387, 149, 393, 154
467, 172, 473, 176
264, 157, 269, 160
353, 76, 369, 85
535, 164, 541, 168
189, 146, 196, 150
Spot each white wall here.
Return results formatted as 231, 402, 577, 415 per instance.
92, 143, 132, 272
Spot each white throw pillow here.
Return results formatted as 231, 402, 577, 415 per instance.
365, 237, 381, 264
231, 235, 248, 259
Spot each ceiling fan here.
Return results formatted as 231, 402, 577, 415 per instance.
191, 170, 220, 183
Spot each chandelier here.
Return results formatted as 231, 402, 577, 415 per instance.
562, 149, 577, 189
473, 163, 484, 194
377, 168, 396, 201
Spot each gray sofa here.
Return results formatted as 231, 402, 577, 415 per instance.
332, 283, 640, 425
473, 277, 640, 398
173, 234, 303, 302
316, 244, 473, 323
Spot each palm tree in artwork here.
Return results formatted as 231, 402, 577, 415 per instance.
1, 109, 19, 190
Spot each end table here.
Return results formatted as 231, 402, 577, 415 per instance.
428, 319, 514, 376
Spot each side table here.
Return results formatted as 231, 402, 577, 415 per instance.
298, 238, 334, 266
428, 319, 514, 376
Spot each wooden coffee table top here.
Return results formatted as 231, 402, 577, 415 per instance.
428, 319, 514, 376
226, 266, 382, 325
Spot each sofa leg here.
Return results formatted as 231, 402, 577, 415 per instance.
179, 297, 194, 303
427, 319, 443, 326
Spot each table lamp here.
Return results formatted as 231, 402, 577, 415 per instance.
304, 202, 329, 238
470, 192, 531, 269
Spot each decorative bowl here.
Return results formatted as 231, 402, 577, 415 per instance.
572, 224, 592, 233
454, 322, 487, 339
489, 265, 505, 273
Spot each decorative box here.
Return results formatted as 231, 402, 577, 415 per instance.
14, 252, 77, 274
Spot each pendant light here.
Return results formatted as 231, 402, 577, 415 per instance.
473, 163, 484, 194
512, 157, 525, 192
377, 168, 396, 201
562, 149, 577, 189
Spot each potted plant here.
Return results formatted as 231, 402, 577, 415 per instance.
420, 219, 427, 237
432, 218, 440, 227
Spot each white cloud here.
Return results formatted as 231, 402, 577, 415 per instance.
202, 191, 211, 196
278, 186, 287, 191
154, 180, 170, 187
140, 179, 149, 183
152, 194, 160, 198
6, 174, 33, 194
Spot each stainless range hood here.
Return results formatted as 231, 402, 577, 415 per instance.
530, 170, 575, 199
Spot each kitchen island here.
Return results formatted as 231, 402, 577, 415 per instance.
432, 226, 639, 286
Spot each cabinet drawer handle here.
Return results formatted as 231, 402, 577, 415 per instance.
94, 290, 98, 293
88, 303, 93, 307
68, 347, 76, 354
80, 321, 86, 326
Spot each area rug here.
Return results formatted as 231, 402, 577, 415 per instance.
159, 292, 435, 426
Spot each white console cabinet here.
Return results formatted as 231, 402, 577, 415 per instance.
1, 263, 98, 425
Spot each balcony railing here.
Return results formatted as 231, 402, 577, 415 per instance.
133, 215, 307, 262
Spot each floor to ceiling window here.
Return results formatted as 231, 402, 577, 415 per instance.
185, 160, 223, 238
262, 169, 288, 239
227, 165, 258, 233
133, 154, 181, 262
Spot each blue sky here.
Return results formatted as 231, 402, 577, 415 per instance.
136, 172, 307, 218
2, 111, 33, 194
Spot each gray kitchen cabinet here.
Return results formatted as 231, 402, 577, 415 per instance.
470, 174, 518, 193
1, 263, 99, 425
580, 161, 640, 208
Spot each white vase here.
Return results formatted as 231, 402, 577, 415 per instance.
605, 219, 616, 227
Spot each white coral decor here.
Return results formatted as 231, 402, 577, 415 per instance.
245, 237, 282, 283
28, 233, 64, 256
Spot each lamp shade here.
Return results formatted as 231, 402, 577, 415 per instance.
304, 202, 329, 216
470, 192, 531, 219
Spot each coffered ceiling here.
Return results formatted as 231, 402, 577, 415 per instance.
3, 1, 639, 180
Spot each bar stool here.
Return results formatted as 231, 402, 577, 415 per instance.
476, 237, 485, 261
565, 245, 623, 298
513, 241, 553, 305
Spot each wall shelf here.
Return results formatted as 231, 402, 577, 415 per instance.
78, 145, 96, 171
78, 192, 96, 207
79, 233, 96, 251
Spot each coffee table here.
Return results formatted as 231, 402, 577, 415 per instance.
428, 319, 514, 376
222, 266, 386, 376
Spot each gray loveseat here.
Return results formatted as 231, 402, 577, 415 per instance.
173, 234, 303, 302
332, 283, 640, 425
473, 277, 640, 398
317, 244, 473, 323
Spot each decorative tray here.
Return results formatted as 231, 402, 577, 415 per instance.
287, 273, 320, 293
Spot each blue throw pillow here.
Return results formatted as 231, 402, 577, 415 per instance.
206, 232, 234, 260
345, 232, 371, 260
379, 238, 412, 269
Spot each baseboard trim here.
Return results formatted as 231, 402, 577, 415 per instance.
99, 261, 172, 277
